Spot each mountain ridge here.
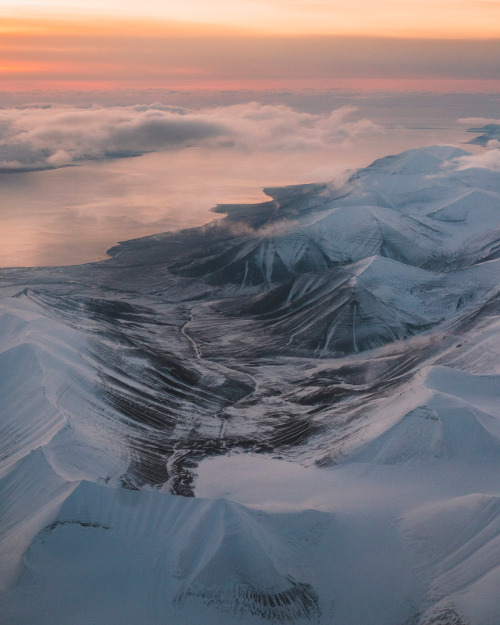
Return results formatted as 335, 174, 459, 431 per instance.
1, 145, 500, 624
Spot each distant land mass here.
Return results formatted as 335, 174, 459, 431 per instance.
467, 122, 500, 145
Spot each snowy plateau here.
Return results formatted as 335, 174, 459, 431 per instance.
1, 145, 500, 625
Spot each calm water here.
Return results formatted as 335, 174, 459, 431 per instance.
0, 124, 474, 268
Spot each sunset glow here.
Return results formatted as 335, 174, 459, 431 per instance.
0, 0, 499, 93
2, 0, 500, 37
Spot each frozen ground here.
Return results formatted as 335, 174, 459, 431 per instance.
1, 145, 500, 624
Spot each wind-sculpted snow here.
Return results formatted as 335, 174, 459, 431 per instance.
403, 493, 500, 625
1, 145, 500, 624
1, 482, 324, 624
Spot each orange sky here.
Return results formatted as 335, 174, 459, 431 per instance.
1, 1, 500, 92
3, 0, 500, 37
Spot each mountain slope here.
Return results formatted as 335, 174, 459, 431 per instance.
1, 145, 500, 624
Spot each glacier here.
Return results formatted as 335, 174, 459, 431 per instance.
1, 145, 500, 624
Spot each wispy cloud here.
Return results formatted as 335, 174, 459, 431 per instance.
459, 117, 500, 126
449, 149, 500, 171
0, 103, 382, 171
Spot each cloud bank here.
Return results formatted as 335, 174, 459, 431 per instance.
0, 103, 381, 172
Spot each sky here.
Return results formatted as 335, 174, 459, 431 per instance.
0, 1, 499, 268
0, 0, 499, 92
2, 0, 500, 36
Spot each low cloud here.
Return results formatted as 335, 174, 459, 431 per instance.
449, 149, 500, 172
0, 103, 382, 172
210, 103, 381, 152
0, 105, 226, 170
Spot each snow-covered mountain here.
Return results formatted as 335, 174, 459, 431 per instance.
467, 123, 500, 146
1, 145, 500, 624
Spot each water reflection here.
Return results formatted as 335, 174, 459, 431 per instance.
0, 125, 471, 268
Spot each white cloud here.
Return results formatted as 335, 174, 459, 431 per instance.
211, 103, 382, 152
449, 149, 500, 172
0, 103, 382, 172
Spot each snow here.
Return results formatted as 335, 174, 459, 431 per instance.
1, 145, 500, 624
467, 123, 500, 146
